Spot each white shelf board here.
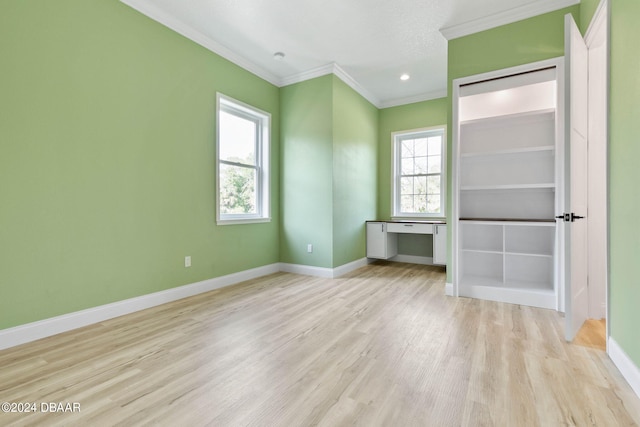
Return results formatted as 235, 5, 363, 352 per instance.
459, 108, 556, 127
457, 281, 556, 309
462, 249, 503, 255
505, 251, 553, 258
461, 145, 555, 158
460, 183, 555, 191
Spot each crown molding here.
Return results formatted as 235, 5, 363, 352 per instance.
280, 63, 381, 107
121, 0, 448, 110
332, 63, 381, 107
440, 0, 580, 40
278, 63, 335, 87
120, 0, 281, 86
379, 89, 448, 109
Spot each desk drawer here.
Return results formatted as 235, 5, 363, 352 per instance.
387, 223, 433, 234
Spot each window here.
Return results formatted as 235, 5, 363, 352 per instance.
216, 94, 270, 224
392, 126, 446, 218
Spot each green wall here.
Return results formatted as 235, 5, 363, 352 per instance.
332, 77, 378, 267
580, 0, 601, 33
0, 0, 280, 329
377, 98, 448, 221
280, 76, 334, 267
609, 0, 640, 371
280, 75, 378, 268
446, 5, 580, 282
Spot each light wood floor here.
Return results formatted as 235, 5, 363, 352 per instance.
574, 318, 607, 351
1, 262, 639, 426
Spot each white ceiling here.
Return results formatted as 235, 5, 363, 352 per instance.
120, 0, 578, 108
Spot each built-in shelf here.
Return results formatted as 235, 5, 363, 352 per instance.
454, 67, 559, 311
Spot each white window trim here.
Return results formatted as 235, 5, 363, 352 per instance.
391, 125, 447, 220
216, 93, 271, 225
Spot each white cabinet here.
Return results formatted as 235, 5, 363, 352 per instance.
433, 224, 447, 265
366, 221, 445, 265
366, 222, 397, 259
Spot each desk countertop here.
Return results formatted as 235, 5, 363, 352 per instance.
366, 219, 446, 225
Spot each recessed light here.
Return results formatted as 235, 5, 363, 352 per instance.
273, 52, 285, 61
400, 73, 410, 81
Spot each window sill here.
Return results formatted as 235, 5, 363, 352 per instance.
392, 215, 446, 222
217, 217, 271, 226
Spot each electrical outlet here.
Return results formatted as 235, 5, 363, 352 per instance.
307, 244, 313, 253
185, 256, 191, 267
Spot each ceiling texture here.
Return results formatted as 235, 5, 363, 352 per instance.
120, 0, 578, 108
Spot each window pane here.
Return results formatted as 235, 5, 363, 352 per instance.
427, 136, 441, 156
400, 177, 413, 195
427, 155, 441, 173
414, 195, 427, 213
414, 138, 428, 157
401, 140, 414, 158
427, 195, 441, 213
219, 163, 256, 215
401, 157, 414, 175
415, 176, 427, 195
427, 176, 440, 194
414, 156, 428, 174
401, 195, 414, 213
219, 110, 256, 164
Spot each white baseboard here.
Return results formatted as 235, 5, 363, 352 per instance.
0, 258, 370, 351
608, 337, 640, 399
458, 284, 556, 310
445, 282, 455, 296
278, 257, 368, 279
278, 263, 334, 278
0, 263, 280, 351
331, 258, 369, 277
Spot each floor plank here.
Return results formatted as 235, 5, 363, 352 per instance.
0, 262, 638, 426
574, 318, 607, 351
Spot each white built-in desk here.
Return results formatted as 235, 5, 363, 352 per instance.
366, 220, 447, 266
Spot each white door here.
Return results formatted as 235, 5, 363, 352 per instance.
564, 14, 589, 341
